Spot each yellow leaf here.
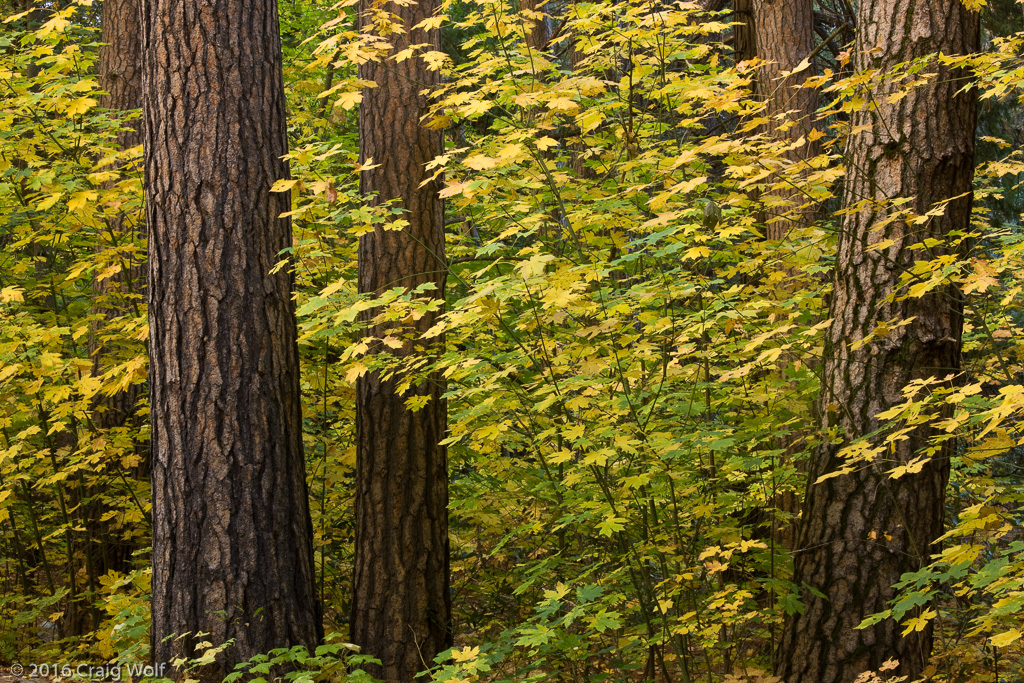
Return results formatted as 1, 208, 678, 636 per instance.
535, 136, 558, 151
512, 92, 540, 107
887, 90, 909, 105
4, 9, 32, 23
354, 158, 380, 172
345, 363, 368, 383
888, 456, 928, 479
96, 264, 122, 282
497, 143, 524, 160
991, 629, 1021, 648
451, 645, 479, 662
641, 211, 682, 229
576, 109, 604, 133
65, 97, 98, 116
900, 608, 937, 636
439, 180, 472, 198
460, 100, 491, 117
270, 179, 299, 193
668, 175, 707, 195
383, 218, 409, 232
87, 171, 118, 185
815, 467, 854, 484
546, 97, 579, 113
421, 50, 448, 71
463, 155, 499, 171
35, 192, 63, 211
334, 91, 362, 110
517, 252, 553, 278
16, 425, 41, 440
36, 13, 70, 37
411, 15, 446, 31
68, 190, 98, 214
784, 57, 811, 76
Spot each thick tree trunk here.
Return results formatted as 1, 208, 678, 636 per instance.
142, 0, 323, 677
351, 1, 451, 679
775, 0, 979, 681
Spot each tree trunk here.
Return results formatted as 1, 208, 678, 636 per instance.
775, 0, 979, 680
88, 0, 146, 586
142, 0, 323, 677
351, 0, 452, 679
734, 0, 757, 64
752, 0, 820, 240
753, 0, 823, 240
98, 0, 141, 149
747, 0, 818, 553
520, 0, 550, 51
94, 0, 143, 434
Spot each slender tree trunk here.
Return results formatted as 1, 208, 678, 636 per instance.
142, 0, 323, 677
747, 0, 819, 552
98, 0, 141, 152
752, 0, 820, 239
775, 0, 979, 680
520, 0, 550, 51
90, 0, 145, 583
94, 0, 143, 429
351, 0, 451, 679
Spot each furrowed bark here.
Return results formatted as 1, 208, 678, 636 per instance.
94, 0, 143, 434
142, 0, 323, 676
88, 0, 146, 586
734, 0, 757, 64
775, 0, 979, 680
351, 0, 452, 679
752, 0, 821, 239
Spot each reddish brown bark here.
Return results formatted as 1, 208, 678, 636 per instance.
734, 0, 758, 64
351, 1, 452, 680
93, 0, 144, 426
142, 0, 323, 676
775, 1, 979, 680
752, 0, 821, 239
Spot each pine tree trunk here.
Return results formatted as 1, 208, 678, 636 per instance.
142, 0, 323, 676
733, 0, 757, 63
351, 1, 452, 679
89, 0, 146, 583
94, 0, 143, 434
775, 0, 979, 680
519, 0, 550, 51
98, 0, 141, 149
58, 0, 147, 637
752, 0, 820, 239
